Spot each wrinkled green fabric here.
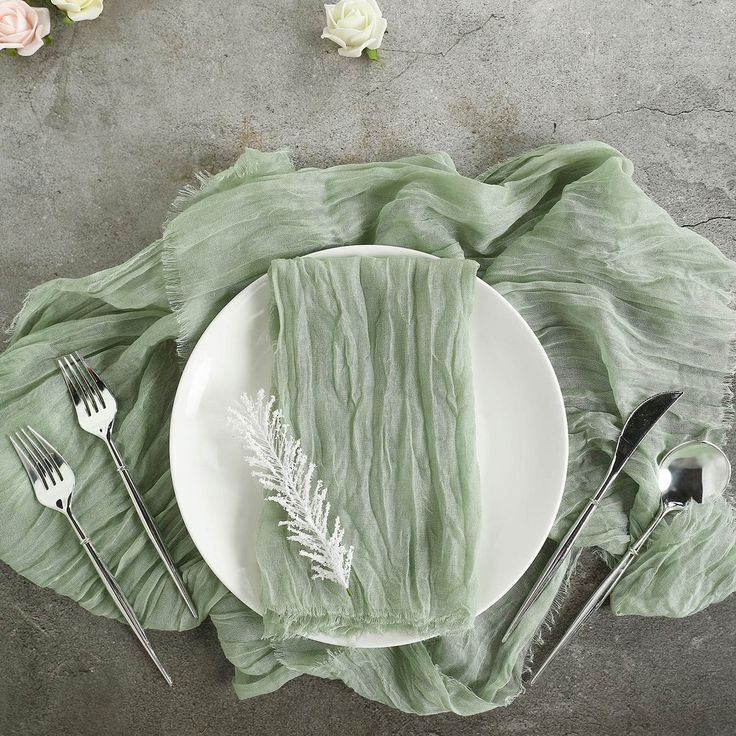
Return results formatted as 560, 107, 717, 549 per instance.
261, 256, 481, 639
1, 141, 735, 716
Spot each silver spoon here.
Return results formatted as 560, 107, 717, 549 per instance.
529, 440, 731, 685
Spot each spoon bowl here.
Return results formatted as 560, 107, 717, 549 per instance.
658, 440, 731, 508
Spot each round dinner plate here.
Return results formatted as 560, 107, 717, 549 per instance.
170, 245, 568, 648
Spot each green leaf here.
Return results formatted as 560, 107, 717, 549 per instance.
3, 48, 18, 57
43, 34, 53, 45
62, 14, 74, 25
364, 48, 383, 66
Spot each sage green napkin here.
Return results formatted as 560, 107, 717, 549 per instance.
260, 256, 480, 639
1, 142, 735, 715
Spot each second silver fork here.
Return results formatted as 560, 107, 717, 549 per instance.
58, 352, 197, 619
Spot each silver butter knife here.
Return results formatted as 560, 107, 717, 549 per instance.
501, 390, 683, 643
58, 352, 198, 620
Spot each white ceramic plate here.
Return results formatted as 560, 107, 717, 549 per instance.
170, 245, 568, 648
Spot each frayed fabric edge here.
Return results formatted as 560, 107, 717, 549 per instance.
160, 166, 219, 363
160, 169, 227, 362
163, 170, 215, 227
515, 554, 577, 696
160, 148, 295, 362
160, 228, 195, 363
3, 285, 35, 344
263, 605, 476, 643
719, 277, 736, 490
161, 147, 294, 231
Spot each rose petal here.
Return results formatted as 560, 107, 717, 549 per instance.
367, 17, 387, 47
347, 27, 372, 44
67, 3, 103, 21
35, 7, 50, 36
16, 34, 42, 55
337, 45, 364, 57
324, 3, 338, 25
340, 10, 364, 29
2, 28, 31, 43
51, 0, 81, 11
321, 30, 347, 48
11, 8, 30, 32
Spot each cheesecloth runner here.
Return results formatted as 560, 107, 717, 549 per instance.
1, 141, 735, 714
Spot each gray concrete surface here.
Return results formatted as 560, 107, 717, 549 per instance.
1, 1, 735, 734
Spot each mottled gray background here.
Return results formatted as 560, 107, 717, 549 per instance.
1, 1, 735, 734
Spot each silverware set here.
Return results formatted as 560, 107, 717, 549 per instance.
10, 353, 197, 685
505, 390, 732, 683
529, 438, 731, 683
10, 372, 730, 688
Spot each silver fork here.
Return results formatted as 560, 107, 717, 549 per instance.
9, 427, 172, 685
58, 353, 197, 619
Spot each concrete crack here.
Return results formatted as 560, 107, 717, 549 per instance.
442, 13, 505, 57
682, 215, 736, 228
579, 105, 735, 122
25, 91, 44, 133
12, 604, 50, 637
383, 48, 444, 57
383, 13, 505, 59
367, 56, 420, 95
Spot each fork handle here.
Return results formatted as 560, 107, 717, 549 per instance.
65, 510, 173, 685
104, 436, 198, 619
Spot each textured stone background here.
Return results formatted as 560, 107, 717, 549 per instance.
1, 1, 735, 734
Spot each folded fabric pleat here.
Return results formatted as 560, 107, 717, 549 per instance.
260, 256, 481, 639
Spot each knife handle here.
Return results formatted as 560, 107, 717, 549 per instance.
500, 463, 619, 643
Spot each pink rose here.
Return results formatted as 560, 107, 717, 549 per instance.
0, 0, 50, 57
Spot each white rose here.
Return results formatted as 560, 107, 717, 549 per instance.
321, 0, 387, 58
50, 0, 103, 22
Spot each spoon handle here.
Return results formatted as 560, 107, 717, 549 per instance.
529, 504, 675, 684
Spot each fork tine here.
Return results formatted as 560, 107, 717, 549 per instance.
19, 428, 58, 484
73, 352, 107, 409
60, 355, 94, 415
9, 434, 45, 489
58, 358, 83, 407
66, 353, 100, 412
12, 432, 49, 490
27, 427, 66, 481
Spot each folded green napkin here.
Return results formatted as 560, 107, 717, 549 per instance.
1, 142, 735, 715
259, 256, 480, 639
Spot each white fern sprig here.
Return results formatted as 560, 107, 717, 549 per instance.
228, 389, 354, 593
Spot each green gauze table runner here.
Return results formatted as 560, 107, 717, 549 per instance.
260, 256, 480, 639
1, 141, 735, 715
